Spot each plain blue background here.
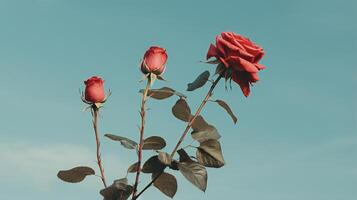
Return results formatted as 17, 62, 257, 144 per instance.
0, 0, 356, 199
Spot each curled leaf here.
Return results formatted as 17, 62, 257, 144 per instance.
177, 148, 193, 162
196, 139, 225, 168
187, 71, 210, 91
105, 134, 137, 149
214, 99, 237, 124
158, 152, 172, 166
142, 136, 166, 150
152, 172, 178, 198
178, 161, 207, 192
100, 178, 133, 200
172, 98, 192, 122
191, 116, 221, 142
57, 166, 95, 183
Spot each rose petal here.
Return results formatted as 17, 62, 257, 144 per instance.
219, 57, 229, 68
232, 72, 251, 97
206, 44, 219, 60
221, 32, 246, 50
215, 36, 227, 56
220, 33, 256, 62
249, 72, 260, 82
243, 44, 264, 60
252, 51, 264, 63
255, 63, 266, 70
224, 32, 265, 61
226, 56, 258, 73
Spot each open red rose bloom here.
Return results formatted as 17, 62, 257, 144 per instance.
207, 32, 266, 97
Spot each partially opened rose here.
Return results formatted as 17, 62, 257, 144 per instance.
84, 76, 106, 103
140, 46, 167, 75
207, 32, 266, 97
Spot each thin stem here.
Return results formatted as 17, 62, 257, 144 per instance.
134, 74, 223, 200
92, 106, 107, 188
170, 74, 222, 157
131, 77, 151, 200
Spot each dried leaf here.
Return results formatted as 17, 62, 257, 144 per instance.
214, 99, 237, 124
142, 156, 165, 174
127, 162, 139, 173
191, 115, 209, 130
140, 87, 186, 100
142, 136, 166, 150
152, 172, 178, 198
100, 178, 133, 200
196, 139, 225, 168
57, 166, 95, 183
191, 125, 221, 142
178, 161, 207, 192
177, 149, 193, 163
158, 152, 172, 166
104, 134, 137, 149
172, 98, 192, 122
187, 71, 210, 91
191, 116, 221, 142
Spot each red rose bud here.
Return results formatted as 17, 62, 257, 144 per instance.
207, 32, 266, 97
141, 46, 167, 75
84, 76, 106, 103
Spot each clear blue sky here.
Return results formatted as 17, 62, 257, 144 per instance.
0, 0, 356, 199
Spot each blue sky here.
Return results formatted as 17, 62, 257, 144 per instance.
0, 0, 356, 199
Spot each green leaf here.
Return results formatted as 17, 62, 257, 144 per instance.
100, 178, 133, 200
104, 134, 137, 149
142, 136, 166, 150
196, 139, 225, 168
187, 71, 210, 91
152, 172, 178, 198
57, 166, 95, 183
172, 98, 192, 122
191, 116, 221, 142
214, 99, 237, 124
178, 161, 207, 192
142, 156, 165, 174
158, 152, 172, 166
140, 87, 186, 100
127, 162, 139, 173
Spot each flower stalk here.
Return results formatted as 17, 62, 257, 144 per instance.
131, 76, 152, 199
91, 106, 107, 188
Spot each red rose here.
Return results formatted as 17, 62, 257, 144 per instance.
207, 32, 266, 97
141, 46, 167, 75
84, 76, 106, 103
